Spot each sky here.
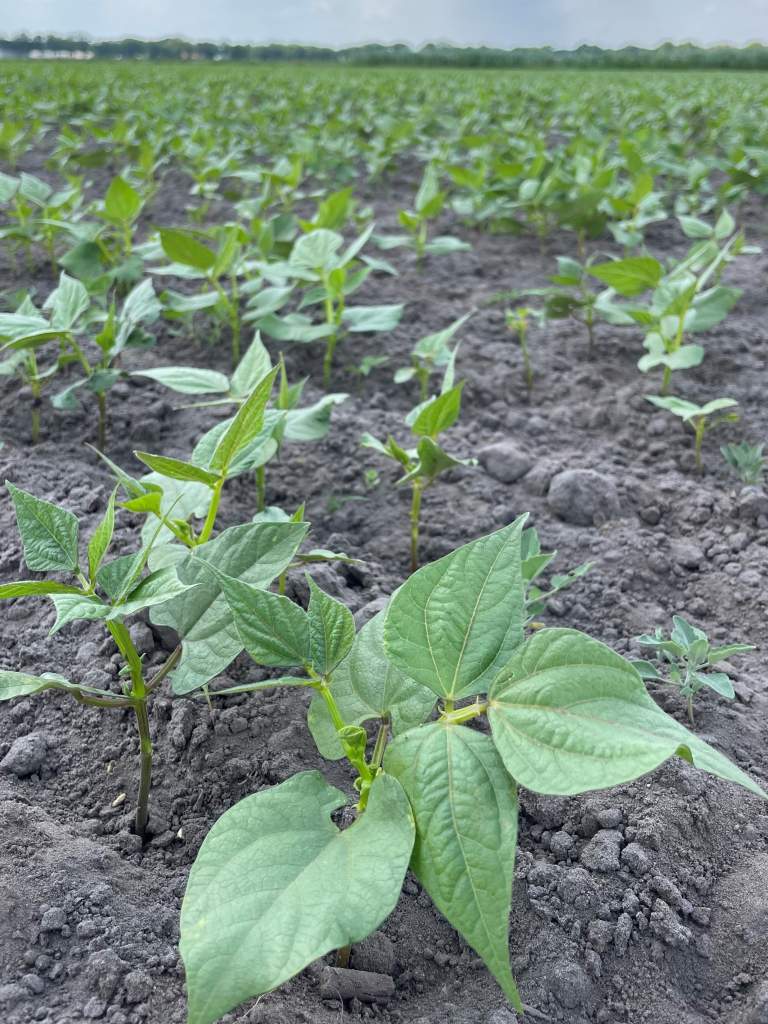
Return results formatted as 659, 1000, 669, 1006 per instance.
3, 0, 767, 49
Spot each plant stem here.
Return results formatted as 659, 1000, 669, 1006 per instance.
146, 645, 182, 693
229, 273, 240, 367
661, 365, 672, 395
520, 330, 533, 398
370, 718, 390, 772
322, 333, 337, 390
687, 694, 695, 727
255, 465, 266, 512
197, 476, 224, 545
441, 700, 489, 725
97, 392, 107, 451
409, 483, 423, 574
133, 698, 153, 836
694, 421, 704, 473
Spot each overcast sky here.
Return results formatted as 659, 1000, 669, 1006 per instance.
5, 0, 767, 49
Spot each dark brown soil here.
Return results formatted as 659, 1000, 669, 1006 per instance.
0, 151, 767, 1024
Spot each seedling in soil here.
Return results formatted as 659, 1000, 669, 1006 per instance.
0, 274, 161, 449
361, 373, 474, 572
394, 311, 472, 402
505, 306, 535, 396
179, 520, 765, 1024
504, 254, 603, 354
157, 225, 248, 365
645, 395, 739, 472
131, 332, 347, 511
633, 615, 754, 726
375, 163, 471, 262
255, 224, 402, 386
593, 239, 744, 393
0, 483, 191, 835
521, 525, 593, 621
721, 441, 764, 486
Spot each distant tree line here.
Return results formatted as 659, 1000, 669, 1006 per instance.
2, 35, 768, 69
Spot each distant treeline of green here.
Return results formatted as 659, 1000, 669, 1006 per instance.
3, 35, 768, 69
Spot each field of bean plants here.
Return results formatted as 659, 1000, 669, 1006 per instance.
0, 59, 767, 1024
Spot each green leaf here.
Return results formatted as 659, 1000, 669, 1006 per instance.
104, 176, 142, 223
289, 229, 343, 272
0, 581, 82, 599
697, 671, 734, 699
49, 593, 111, 635
385, 723, 521, 1008
88, 488, 116, 581
410, 384, 463, 438
384, 518, 527, 701
113, 566, 198, 617
678, 215, 712, 239
688, 286, 741, 332
6, 482, 80, 574
150, 521, 309, 694
160, 228, 216, 272
219, 576, 310, 667
308, 610, 435, 760
283, 394, 347, 443
0, 669, 98, 701
133, 366, 230, 396
134, 452, 219, 488
411, 437, 467, 483
307, 575, 355, 675
488, 628, 766, 799
209, 367, 278, 474
343, 304, 404, 333
180, 771, 414, 1024
589, 257, 663, 296
47, 272, 89, 330
230, 332, 272, 398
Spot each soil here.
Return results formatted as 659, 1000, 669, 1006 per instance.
0, 150, 767, 1024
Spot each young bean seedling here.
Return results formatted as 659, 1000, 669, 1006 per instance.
645, 395, 739, 472
0, 274, 161, 449
0, 483, 191, 835
255, 224, 402, 386
375, 163, 471, 262
361, 372, 473, 572
721, 441, 764, 487
393, 311, 471, 402
633, 615, 754, 725
521, 525, 593, 621
179, 519, 765, 1024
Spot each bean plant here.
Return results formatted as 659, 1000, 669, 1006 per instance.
721, 441, 764, 486
633, 615, 754, 725
179, 520, 765, 1024
252, 225, 401, 385
0, 274, 160, 449
361, 375, 473, 572
375, 164, 470, 261
645, 395, 739, 471
393, 311, 471, 402
521, 525, 593, 620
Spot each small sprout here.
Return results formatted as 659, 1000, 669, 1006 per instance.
633, 615, 754, 726
521, 526, 593, 621
505, 306, 535, 397
721, 441, 764, 486
362, 369, 474, 572
394, 312, 472, 403
645, 395, 739, 472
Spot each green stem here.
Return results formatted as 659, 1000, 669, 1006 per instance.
418, 368, 429, 404
323, 334, 337, 390
255, 465, 266, 513
229, 272, 240, 367
661, 365, 672, 395
97, 392, 107, 452
687, 694, 695, 727
133, 698, 153, 836
409, 483, 423, 574
520, 330, 533, 398
441, 700, 489, 726
146, 645, 182, 694
197, 477, 225, 545
694, 420, 704, 473
369, 718, 390, 772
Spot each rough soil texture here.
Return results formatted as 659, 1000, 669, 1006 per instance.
0, 151, 767, 1024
